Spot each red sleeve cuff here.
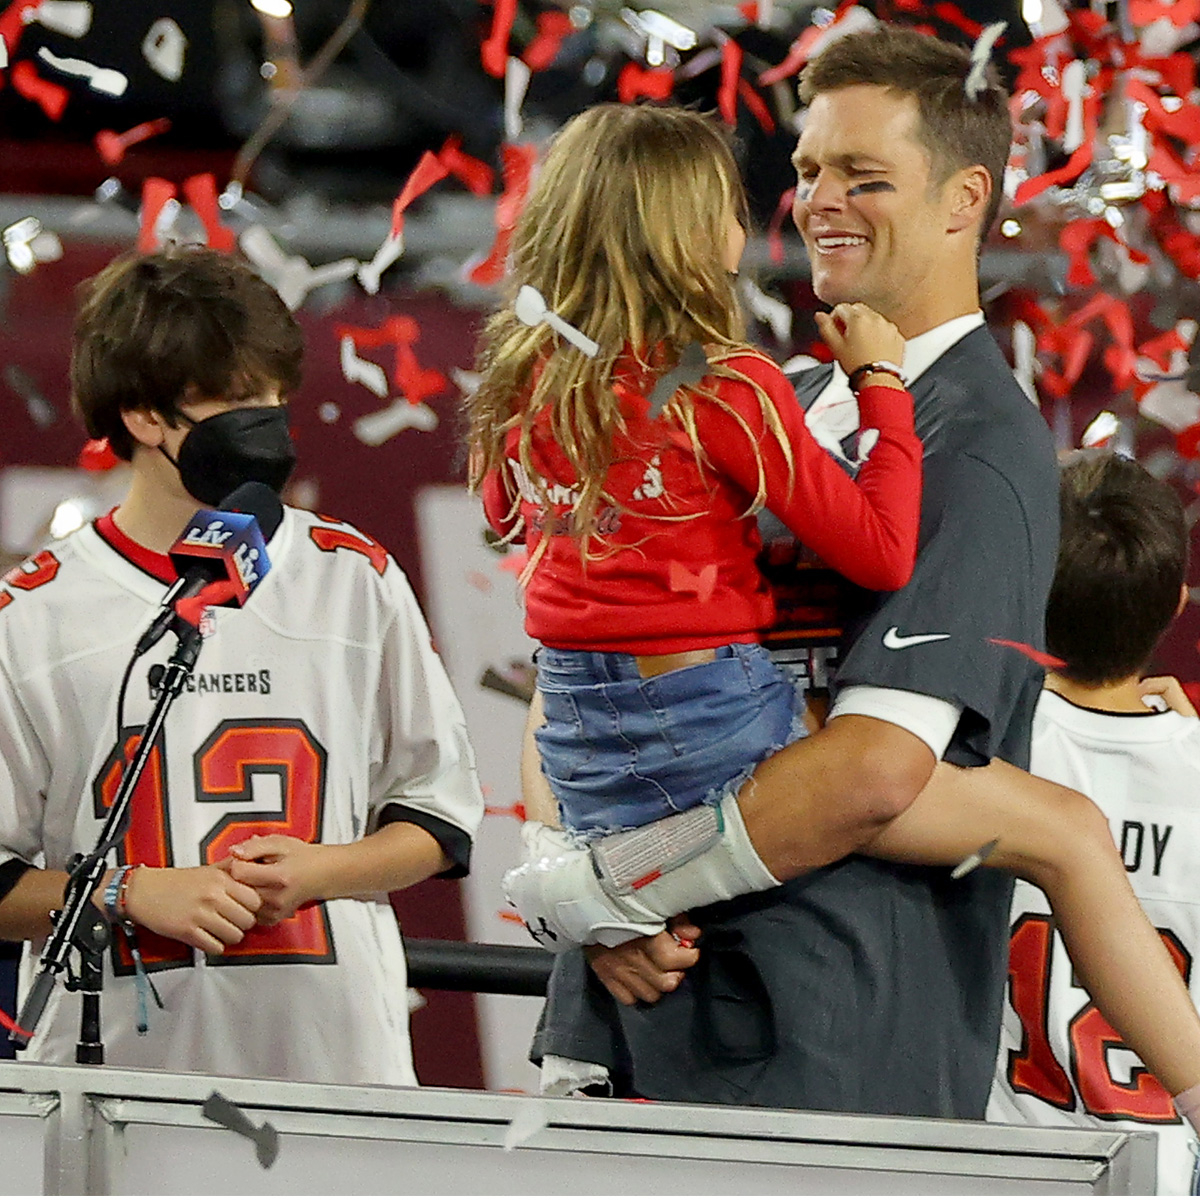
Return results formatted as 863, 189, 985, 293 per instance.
854, 384, 914, 430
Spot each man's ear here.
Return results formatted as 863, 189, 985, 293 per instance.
120, 406, 170, 450
946, 164, 992, 235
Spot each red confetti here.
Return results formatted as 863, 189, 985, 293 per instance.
521, 10, 574, 73
78, 437, 119, 471
485, 802, 528, 821
137, 177, 176, 253
0, 1, 38, 67
758, 0, 856, 85
391, 150, 451, 239
766, 186, 795, 266
987, 638, 1066, 670
182, 173, 235, 253
496, 550, 529, 577
1136, 327, 1188, 374
0, 1004, 33, 1042
737, 78, 775, 134
718, 39, 742, 126
1176, 423, 1200, 460
94, 117, 172, 166
468, 142, 536, 287
1059, 218, 1148, 291
668, 561, 718, 603
1013, 95, 1101, 206
10, 60, 69, 121
1130, 0, 1200, 27
931, 0, 985, 37
335, 315, 447, 404
616, 62, 675, 104
438, 134, 494, 196
481, 0, 517, 78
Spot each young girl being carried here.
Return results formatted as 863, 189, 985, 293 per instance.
469, 102, 1200, 1118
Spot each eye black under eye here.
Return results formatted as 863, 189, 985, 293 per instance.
847, 180, 896, 195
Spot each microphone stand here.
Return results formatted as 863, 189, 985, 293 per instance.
10, 624, 204, 1062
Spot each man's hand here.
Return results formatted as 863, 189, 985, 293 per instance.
225, 835, 337, 925
122, 864, 263, 956
585, 919, 702, 1006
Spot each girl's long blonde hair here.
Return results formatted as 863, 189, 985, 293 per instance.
467, 103, 792, 560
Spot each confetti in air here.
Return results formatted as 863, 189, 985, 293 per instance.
503, 1098, 550, 1151
951, 838, 1000, 879
964, 22, 1006, 100
647, 343, 709, 419
201, 1092, 280, 1169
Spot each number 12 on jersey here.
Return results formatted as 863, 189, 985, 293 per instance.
92, 718, 337, 974
1007, 912, 1189, 1122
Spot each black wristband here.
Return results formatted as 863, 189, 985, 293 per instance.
847, 361, 906, 393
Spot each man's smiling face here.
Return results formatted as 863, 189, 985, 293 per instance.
792, 84, 971, 336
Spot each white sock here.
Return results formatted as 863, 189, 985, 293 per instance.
592, 790, 779, 918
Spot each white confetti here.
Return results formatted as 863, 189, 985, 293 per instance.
240, 225, 356, 310
353, 400, 438, 445
964, 21, 1006, 102
37, 47, 126, 96
142, 16, 186, 82
741, 277, 792, 343
1061, 59, 1087, 153
1081, 410, 1120, 449
503, 1099, 550, 1152
357, 231, 404, 296
338, 336, 389, 399
1011, 320, 1038, 403
25, 1, 91, 38
504, 55, 531, 142
951, 837, 999, 879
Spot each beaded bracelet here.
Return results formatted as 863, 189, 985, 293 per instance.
847, 360, 906, 393
102, 863, 139, 923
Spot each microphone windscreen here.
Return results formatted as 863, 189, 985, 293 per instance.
218, 482, 284, 541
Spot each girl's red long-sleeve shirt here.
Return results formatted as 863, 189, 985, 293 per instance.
482, 352, 922, 654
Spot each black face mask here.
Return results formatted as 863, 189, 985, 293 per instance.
161, 406, 297, 507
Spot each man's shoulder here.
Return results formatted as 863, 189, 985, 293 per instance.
926, 329, 1050, 450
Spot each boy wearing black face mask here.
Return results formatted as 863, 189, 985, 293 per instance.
0, 246, 484, 1085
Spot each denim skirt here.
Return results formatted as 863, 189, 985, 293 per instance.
534, 642, 804, 839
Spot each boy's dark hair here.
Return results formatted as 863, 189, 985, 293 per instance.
799, 26, 1012, 238
1047, 451, 1190, 686
71, 245, 304, 460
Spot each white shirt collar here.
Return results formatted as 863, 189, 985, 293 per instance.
801, 307, 988, 460
805, 311, 985, 457
899, 310, 985, 384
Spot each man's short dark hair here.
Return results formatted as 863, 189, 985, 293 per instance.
799, 26, 1012, 238
71, 245, 304, 460
1047, 450, 1190, 686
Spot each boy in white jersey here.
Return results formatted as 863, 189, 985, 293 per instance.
988, 450, 1200, 1193
0, 246, 484, 1084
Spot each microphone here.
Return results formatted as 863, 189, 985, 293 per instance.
134, 482, 284, 655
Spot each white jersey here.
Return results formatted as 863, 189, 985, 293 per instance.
988, 689, 1200, 1194
0, 507, 483, 1086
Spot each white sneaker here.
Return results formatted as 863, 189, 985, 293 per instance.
502, 822, 666, 950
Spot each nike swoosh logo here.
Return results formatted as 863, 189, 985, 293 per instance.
882, 627, 951, 650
